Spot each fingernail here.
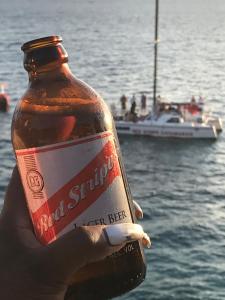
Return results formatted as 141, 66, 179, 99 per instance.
133, 200, 144, 219
142, 233, 151, 249
103, 223, 151, 249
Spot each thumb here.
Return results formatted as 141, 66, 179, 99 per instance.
42, 223, 150, 282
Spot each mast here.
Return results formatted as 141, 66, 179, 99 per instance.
153, 0, 159, 110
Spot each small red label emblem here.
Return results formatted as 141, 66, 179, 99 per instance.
26, 170, 44, 193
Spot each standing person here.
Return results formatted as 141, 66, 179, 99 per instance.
155, 95, 161, 115
198, 95, 204, 104
120, 94, 128, 111
191, 95, 196, 103
130, 94, 136, 106
130, 94, 137, 115
141, 93, 147, 110
198, 95, 204, 112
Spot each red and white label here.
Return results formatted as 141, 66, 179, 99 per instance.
16, 131, 132, 245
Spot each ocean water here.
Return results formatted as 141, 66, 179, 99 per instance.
1, 0, 225, 299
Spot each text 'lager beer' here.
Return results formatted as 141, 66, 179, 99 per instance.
11, 36, 146, 299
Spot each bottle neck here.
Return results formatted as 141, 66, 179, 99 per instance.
23, 43, 70, 82
27, 62, 73, 82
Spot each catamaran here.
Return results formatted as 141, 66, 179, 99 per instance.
114, 0, 222, 139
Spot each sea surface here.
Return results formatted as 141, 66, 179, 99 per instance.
1, 0, 225, 299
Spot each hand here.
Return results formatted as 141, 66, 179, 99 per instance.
0, 167, 150, 300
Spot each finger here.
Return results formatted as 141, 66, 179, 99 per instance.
133, 200, 144, 219
104, 223, 150, 248
1, 166, 33, 229
43, 223, 150, 282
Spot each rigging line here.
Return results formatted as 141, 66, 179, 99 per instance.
153, 0, 159, 110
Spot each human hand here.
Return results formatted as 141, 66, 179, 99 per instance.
0, 167, 150, 300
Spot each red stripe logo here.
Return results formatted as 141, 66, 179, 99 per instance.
31, 140, 121, 244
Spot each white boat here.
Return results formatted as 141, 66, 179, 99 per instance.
114, 0, 222, 140
115, 111, 218, 139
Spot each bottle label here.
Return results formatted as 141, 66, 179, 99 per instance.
16, 131, 132, 245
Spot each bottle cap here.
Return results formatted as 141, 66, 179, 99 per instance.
21, 36, 62, 52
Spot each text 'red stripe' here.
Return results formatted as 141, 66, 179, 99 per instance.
32, 140, 121, 244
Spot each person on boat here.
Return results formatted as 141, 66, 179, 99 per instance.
141, 93, 147, 110
155, 95, 165, 114
198, 95, 204, 104
188, 96, 201, 115
190, 95, 196, 103
128, 95, 137, 121
0, 94, 9, 112
130, 96, 136, 114
156, 95, 161, 103
197, 95, 204, 112
0, 84, 9, 112
120, 94, 128, 111
0, 167, 150, 300
130, 93, 136, 105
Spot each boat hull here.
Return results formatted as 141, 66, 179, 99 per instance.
115, 121, 218, 139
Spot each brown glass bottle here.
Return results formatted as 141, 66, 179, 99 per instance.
11, 36, 146, 300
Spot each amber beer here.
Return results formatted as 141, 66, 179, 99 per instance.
11, 36, 146, 299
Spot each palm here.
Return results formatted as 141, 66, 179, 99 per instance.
0, 168, 66, 299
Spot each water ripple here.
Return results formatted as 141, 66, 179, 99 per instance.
1, 0, 225, 299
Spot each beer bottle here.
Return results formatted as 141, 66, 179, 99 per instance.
11, 36, 146, 299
